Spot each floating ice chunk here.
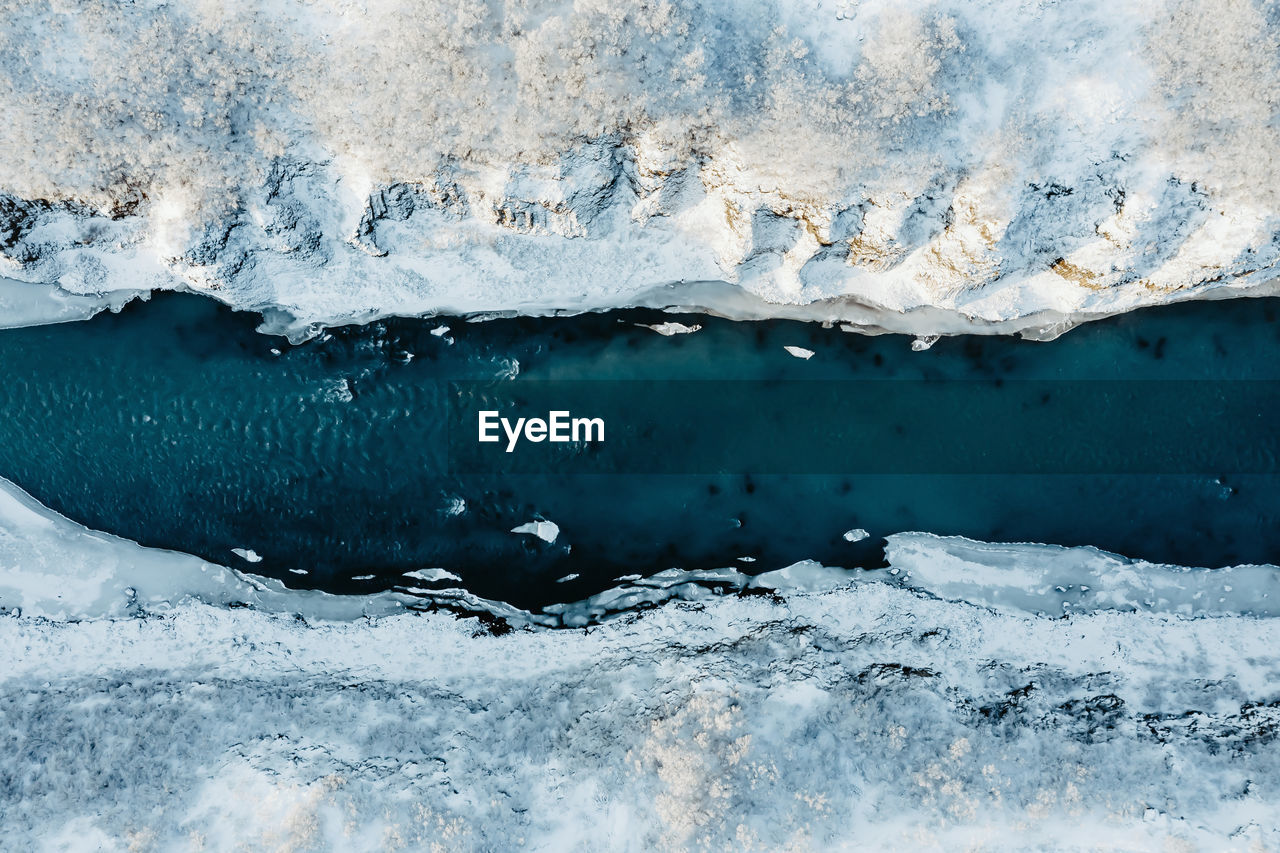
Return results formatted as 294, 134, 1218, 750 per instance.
639, 321, 702, 336
911, 335, 940, 352
351, 574, 376, 581
555, 573, 580, 583
404, 568, 462, 584
783, 345, 815, 360
232, 548, 263, 563
443, 497, 467, 517
511, 520, 560, 543
843, 528, 869, 542
737, 556, 756, 563
289, 568, 308, 575
430, 325, 451, 337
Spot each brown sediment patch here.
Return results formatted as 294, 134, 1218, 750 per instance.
1050, 257, 1106, 290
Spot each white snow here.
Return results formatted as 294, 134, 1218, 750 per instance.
1, 0, 1277, 338
510, 519, 560, 544
4, 478, 1280, 847
4, 546, 1280, 849
885, 532, 1280, 617
403, 568, 463, 584
783, 345, 816, 360
639, 321, 702, 336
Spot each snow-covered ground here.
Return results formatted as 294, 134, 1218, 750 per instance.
2, 0, 1279, 338
4, 478, 1280, 850
5, 3, 1280, 843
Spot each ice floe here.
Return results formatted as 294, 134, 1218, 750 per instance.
403, 568, 463, 584
510, 519, 560, 544
639, 321, 702, 336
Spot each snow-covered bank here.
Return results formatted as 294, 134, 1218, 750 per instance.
2, 0, 1279, 337
5, 568, 1280, 850
887, 532, 1280, 618
5, 488, 1280, 848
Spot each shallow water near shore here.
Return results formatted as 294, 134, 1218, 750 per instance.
1, 293, 1280, 609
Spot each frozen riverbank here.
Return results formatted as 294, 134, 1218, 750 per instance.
2, 0, 1279, 338
3, 516, 1279, 850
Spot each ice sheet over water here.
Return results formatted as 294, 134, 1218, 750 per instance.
0, 276, 143, 329
888, 532, 1280, 618
0, 478, 412, 621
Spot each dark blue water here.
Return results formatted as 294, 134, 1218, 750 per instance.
2, 293, 1279, 608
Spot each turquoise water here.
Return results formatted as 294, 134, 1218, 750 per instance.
1, 293, 1279, 608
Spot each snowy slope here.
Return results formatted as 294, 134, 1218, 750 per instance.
2, 0, 1278, 336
